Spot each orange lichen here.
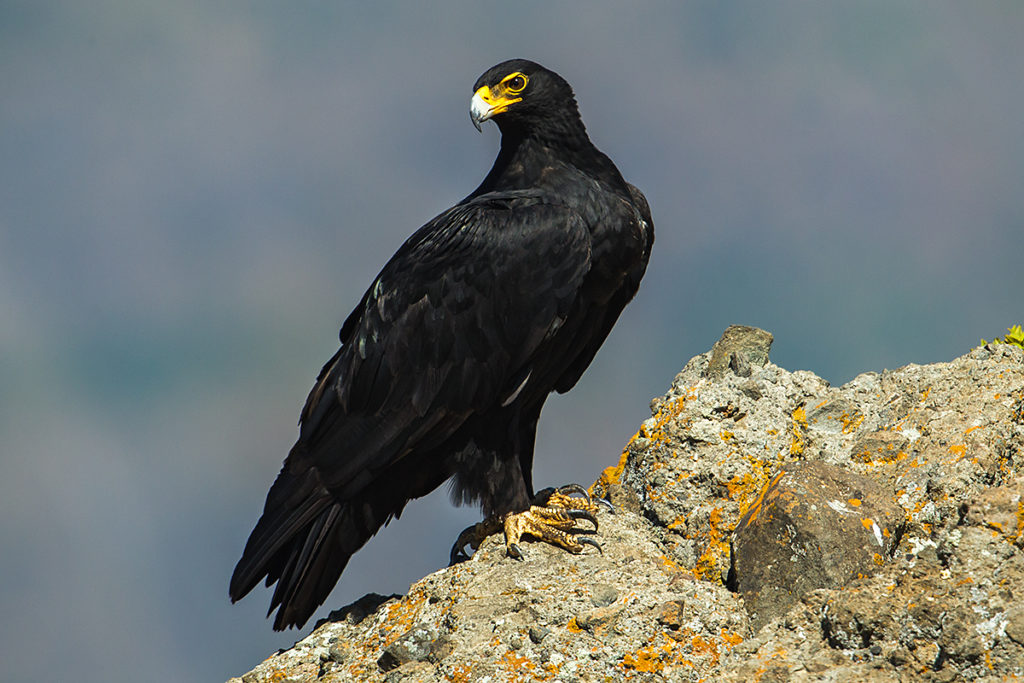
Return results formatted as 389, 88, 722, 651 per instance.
381, 591, 427, 646
692, 507, 729, 582
657, 554, 686, 574
622, 642, 672, 673
840, 411, 864, 434
643, 395, 692, 444
446, 664, 474, 683
789, 406, 808, 456
591, 448, 629, 496
738, 471, 785, 526
497, 650, 539, 680
621, 633, 694, 674
721, 629, 744, 647
854, 438, 911, 465
848, 498, 862, 507
592, 392, 695, 496
690, 634, 721, 666
668, 515, 687, 531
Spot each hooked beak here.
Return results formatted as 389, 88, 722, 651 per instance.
470, 91, 491, 132
469, 84, 521, 132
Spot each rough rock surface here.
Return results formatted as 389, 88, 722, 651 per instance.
730, 459, 907, 631
230, 327, 1024, 682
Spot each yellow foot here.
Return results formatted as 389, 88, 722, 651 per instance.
504, 484, 609, 559
449, 485, 612, 564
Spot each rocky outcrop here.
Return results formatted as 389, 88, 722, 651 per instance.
230, 327, 1024, 682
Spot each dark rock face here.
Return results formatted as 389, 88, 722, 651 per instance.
230, 329, 1024, 683
730, 460, 906, 630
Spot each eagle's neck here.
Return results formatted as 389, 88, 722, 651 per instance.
469, 119, 630, 199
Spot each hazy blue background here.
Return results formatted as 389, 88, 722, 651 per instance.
2, 2, 1021, 681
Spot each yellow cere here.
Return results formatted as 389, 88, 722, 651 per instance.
475, 72, 529, 113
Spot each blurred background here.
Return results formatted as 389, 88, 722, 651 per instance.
2, 2, 1021, 681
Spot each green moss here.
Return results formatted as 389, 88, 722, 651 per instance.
980, 325, 1024, 350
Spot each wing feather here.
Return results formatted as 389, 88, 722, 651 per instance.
300, 192, 592, 499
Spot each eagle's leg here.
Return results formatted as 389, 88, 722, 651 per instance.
449, 485, 611, 564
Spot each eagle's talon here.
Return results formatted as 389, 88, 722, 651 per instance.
449, 518, 501, 565
568, 508, 599, 530
556, 483, 591, 501
579, 537, 603, 555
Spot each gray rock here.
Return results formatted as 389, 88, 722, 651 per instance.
730, 460, 906, 630
229, 329, 1024, 683
704, 325, 774, 379
528, 625, 550, 644
589, 582, 618, 607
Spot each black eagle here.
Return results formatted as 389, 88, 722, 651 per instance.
230, 59, 654, 630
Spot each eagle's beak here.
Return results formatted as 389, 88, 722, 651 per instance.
470, 90, 491, 132
469, 85, 521, 132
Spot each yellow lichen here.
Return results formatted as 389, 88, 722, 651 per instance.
657, 554, 686, 574
690, 634, 721, 666
840, 411, 864, 434
789, 406, 808, 456
446, 664, 474, 683
692, 507, 729, 582
591, 392, 695, 496
738, 470, 785, 526
721, 629, 744, 647
381, 592, 427, 646
620, 633, 694, 674
497, 650, 539, 680
591, 448, 629, 496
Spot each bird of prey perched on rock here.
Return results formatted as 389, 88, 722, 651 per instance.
230, 59, 654, 630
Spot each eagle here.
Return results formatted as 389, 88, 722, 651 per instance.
230, 59, 654, 630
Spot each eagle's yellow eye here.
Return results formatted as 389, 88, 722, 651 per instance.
504, 73, 528, 93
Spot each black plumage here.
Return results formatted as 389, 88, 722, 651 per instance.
230, 59, 653, 630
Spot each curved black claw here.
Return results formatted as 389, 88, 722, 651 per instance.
556, 483, 592, 501
508, 543, 525, 561
579, 537, 603, 555
450, 517, 502, 565
449, 525, 476, 565
568, 508, 599, 530
595, 497, 616, 514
